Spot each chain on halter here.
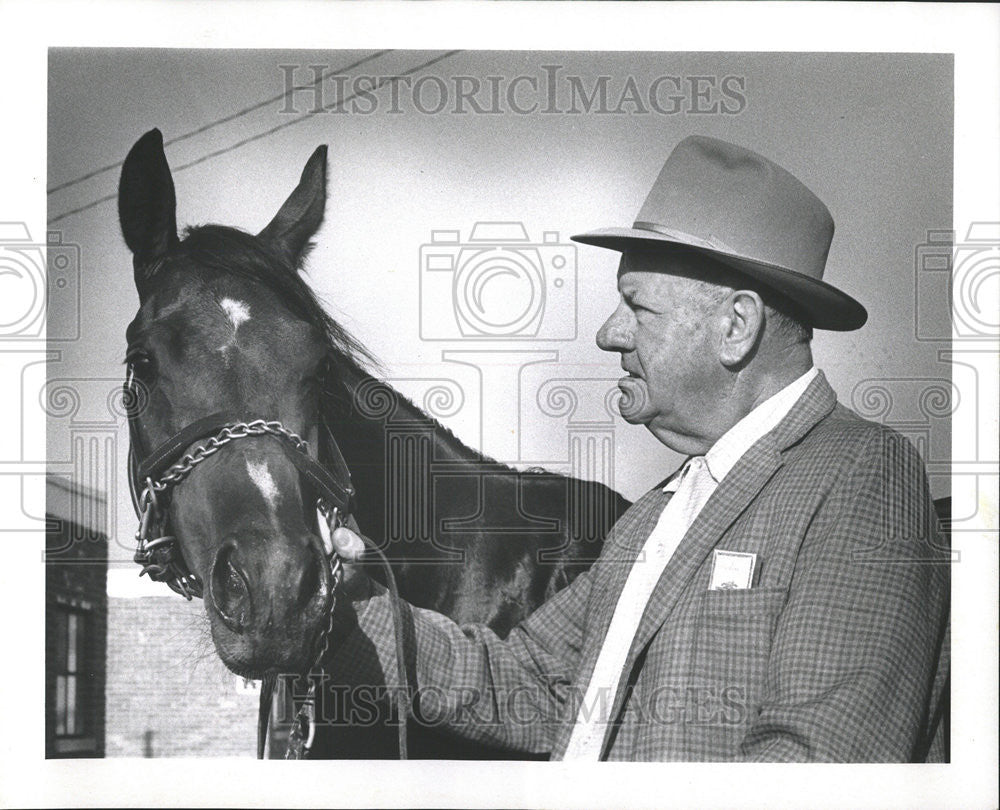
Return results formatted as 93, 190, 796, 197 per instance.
284, 502, 345, 758
133, 419, 312, 599
313, 502, 345, 666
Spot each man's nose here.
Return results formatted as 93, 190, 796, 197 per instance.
596, 307, 634, 353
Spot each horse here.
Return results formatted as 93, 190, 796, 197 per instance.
118, 129, 631, 759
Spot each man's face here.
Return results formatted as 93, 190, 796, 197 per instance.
596, 250, 724, 452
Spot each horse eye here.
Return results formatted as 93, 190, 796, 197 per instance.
126, 349, 156, 380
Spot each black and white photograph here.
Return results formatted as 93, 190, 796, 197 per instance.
0, 2, 997, 808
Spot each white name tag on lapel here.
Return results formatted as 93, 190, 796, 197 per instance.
709, 550, 757, 590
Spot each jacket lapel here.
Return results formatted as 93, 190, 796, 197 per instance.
594, 371, 838, 756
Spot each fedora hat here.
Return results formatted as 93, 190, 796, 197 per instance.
571, 135, 867, 331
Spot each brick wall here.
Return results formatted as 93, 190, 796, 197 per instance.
105, 597, 261, 757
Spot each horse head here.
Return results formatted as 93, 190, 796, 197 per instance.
119, 129, 360, 680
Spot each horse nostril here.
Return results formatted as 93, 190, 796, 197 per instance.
210, 543, 252, 633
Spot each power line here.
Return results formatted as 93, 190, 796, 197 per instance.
47, 50, 393, 195
48, 50, 461, 225
171, 51, 460, 175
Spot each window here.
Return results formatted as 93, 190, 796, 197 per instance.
54, 608, 87, 737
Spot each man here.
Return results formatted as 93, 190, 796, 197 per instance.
328, 135, 950, 761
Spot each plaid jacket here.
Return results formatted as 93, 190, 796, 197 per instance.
334, 373, 951, 761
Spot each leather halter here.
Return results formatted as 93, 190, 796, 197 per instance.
141, 414, 350, 500
128, 410, 354, 526
127, 408, 353, 599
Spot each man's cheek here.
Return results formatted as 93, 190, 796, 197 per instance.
617, 376, 655, 423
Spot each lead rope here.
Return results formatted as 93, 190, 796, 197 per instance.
258, 506, 411, 760
371, 535, 411, 760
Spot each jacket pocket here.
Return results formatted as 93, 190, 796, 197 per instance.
699, 587, 789, 619
692, 587, 788, 707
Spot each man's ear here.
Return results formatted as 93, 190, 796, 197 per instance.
718, 290, 765, 366
258, 145, 327, 268
118, 129, 179, 299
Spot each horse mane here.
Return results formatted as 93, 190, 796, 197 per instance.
172, 225, 377, 372
170, 224, 515, 470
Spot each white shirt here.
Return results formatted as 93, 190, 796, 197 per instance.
562, 367, 818, 760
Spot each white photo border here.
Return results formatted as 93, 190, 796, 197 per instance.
1, 2, 997, 809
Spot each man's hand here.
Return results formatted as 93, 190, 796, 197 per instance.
331, 516, 365, 561
330, 515, 376, 605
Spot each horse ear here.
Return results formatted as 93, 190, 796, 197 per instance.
118, 129, 179, 298
258, 145, 327, 266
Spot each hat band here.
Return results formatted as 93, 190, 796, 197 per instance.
632, 221, 740, 256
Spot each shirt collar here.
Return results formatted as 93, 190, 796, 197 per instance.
663, 367, 818, 492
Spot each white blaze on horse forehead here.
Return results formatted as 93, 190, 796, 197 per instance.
220, 297, 251, 333
246, 459, 279, 511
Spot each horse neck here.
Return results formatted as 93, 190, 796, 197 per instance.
324, 364, 498, 541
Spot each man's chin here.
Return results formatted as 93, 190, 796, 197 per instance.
617, 377, 654, 424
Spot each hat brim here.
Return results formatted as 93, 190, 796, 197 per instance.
571, 227, 867, 332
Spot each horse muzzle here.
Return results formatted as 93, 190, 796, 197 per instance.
206, 528, 335, 678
